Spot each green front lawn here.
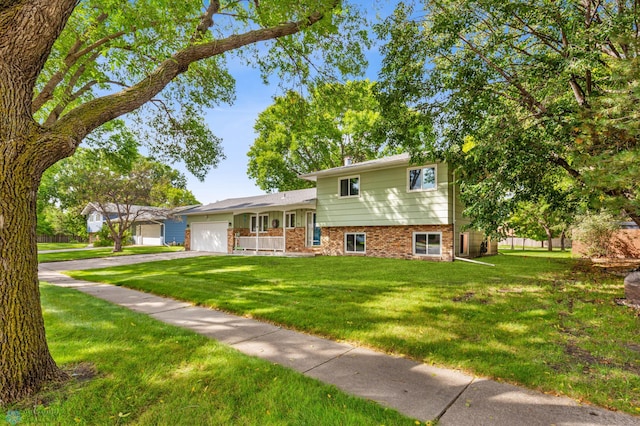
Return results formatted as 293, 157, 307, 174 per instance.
39, 246, 183, 263
37, 242, 88, 251
68, 254, 640, 415
3, 284, 415, 425
499, 247, 574, 258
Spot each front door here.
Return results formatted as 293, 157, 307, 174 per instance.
306, 212, 320, 246
459, 232, 469, 257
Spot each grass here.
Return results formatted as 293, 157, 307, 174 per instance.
68, 252, 640, 416
37, 242, 88, 251
1, 284, 416, 425
499, 248, 574, 258
38, 246, 183, 263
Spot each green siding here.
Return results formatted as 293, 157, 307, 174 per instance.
316, 163, 451, 227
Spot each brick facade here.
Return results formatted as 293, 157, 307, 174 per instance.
192, 221, 459, 261
184, 228, 191, 251
227, 229, 235, 253
320, 224, 455, 261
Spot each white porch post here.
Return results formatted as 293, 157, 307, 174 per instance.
255, 212, 259, 252
283, 210, 287, 253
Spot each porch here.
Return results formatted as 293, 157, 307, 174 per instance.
235, 236, 284, 252
231, 209, 320, 254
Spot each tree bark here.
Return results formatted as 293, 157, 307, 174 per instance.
544, 226, 553, 251
113, 232, 123, 252
0, 136, 68, 404
0, 2, 79, 403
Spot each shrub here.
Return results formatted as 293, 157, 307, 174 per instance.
93, 226, 114, 247
572, 211, 620, 258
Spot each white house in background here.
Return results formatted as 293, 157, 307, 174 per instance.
82, 203, 195, 246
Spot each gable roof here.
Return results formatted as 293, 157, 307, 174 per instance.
298, 153, 412, 182
183, 188, 316, 215
81, 202, 198, 222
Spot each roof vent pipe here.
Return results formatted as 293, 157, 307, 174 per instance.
344, 156, 352, 166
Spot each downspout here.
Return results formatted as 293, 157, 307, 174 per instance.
454, 256, 495, 267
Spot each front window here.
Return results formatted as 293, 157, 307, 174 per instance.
251, 214, 269, 233
345, 233, 366, 253
408, 166, 436, 191
285, 212, 296, 228
414, 232, 441, 256
339, 176, 360, 197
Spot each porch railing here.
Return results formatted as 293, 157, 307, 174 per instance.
236, 236, 284, 251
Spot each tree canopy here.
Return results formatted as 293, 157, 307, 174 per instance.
0, 0, 367, 404
376, 0, 640, 233
38, 145, 200, 249
247, 80, 401, 192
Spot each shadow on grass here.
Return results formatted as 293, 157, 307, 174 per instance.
65, 255, 640, 414
12, 284, 417, 425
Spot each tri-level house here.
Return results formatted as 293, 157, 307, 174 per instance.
184, 154, 496, 260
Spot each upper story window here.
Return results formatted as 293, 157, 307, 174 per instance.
339, 176, 360, 197
89, 212, 102, 222
408, 165, 437, 191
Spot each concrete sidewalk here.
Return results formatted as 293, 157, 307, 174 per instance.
38, 253, 639, 425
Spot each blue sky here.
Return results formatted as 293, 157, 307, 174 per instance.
182, 1, 397, 204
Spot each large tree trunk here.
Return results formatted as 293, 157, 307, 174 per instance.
1, 2, 77, 398
0, 154, 68, 404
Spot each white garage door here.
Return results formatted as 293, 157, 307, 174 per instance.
191, 222, 228, 252
138, 224, 162, 246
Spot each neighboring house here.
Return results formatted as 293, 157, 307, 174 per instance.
184, 153, 496, 261
81, 203, 194, 246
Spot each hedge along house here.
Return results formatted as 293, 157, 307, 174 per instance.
298, 153, 496, 261
182, 188, 318, 254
